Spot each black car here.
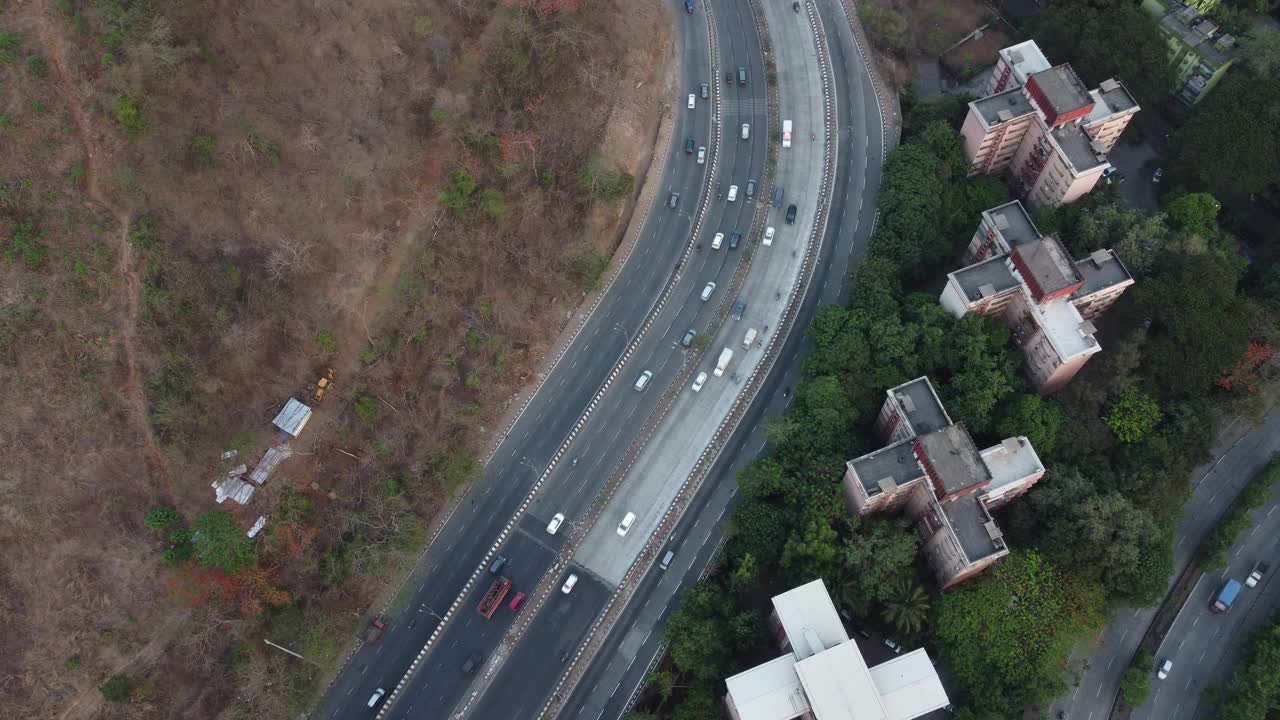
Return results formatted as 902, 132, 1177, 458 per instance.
680, 328, 696, 347
462, 653, 483, 674
684, 137, 695, 154
785, 203, 797, 224
668, 192, 680, 209
729, 232, 741, 250
725, 70, 734, 84
700, 83, 709, 99
745, 179, 755, 198
731, 300, 747, 321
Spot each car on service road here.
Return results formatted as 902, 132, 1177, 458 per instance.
692, 371, 707, 392
617, 511, 637, 536
785, 203, 797, 224
697, 146, 706, 164
561, 573, 578, 594
1157, 659, 1172, 679
763, 226, 775, 246
546, 513, 565, 535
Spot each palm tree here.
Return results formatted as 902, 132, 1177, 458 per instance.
882, 581, 931, 638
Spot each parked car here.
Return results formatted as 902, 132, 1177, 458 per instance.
883, 637, 902, 654
546, 512, 565, 535
1152, 167, 1163, 183
509, 592, 526, 611
1157, 658, 1172, 679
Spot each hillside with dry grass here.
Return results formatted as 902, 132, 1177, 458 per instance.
0, 0, 669, 716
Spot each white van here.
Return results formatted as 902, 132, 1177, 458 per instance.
743, 328, 757, 348
634, 370, 653, 391
741, 123, 750, 140
763, 226, 775, 246
727, 185, 738, 202
701, 282, 716, 301
617, 511, 637, 537
712, 232, 724, 250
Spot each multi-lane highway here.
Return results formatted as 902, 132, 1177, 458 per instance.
316, 0, 769, 716
1049, 406, 1280, 720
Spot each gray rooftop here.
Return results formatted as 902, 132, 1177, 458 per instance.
985, 200, 1040, 249
974, 88, 1036, 127
849, 437, 926, 497
1093, 79, 1139, 116
952, 256, 1020, 303
888, 377, 951, 436
1029, 65, 1093, 118
1052, 123, 1108, 174
1011, 236, 1083, 300
940, 493, 1006, 562
916, 425, 991, 497
1161, 11, 1234, 67
1074, 249, 1134, 299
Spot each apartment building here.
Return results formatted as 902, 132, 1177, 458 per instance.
1142, 0, 1236, 105
842, 378, 1045, 589
724, 579, 949, 720
939, 201, 1135, 393
961, 40, 1140, 207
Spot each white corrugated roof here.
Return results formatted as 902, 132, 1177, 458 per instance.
771, 579, 848, 658
272, 398, 313, 437
249, 446, 292, 485
212, 476, 255, 505
247, 516, 268, 538
724, 653, 810, 720
868, 649, 950, 720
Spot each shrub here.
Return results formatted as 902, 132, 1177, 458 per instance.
353, 394, 379, 423
0, 32, 18, 65
99, 673, 137, 703
1199, 509, 1252, 569
64, 655, 81, 672
439, 168, 477, 215
1120, 651, 1152, 706
191, 133, 217, 169
569, 250, 609, 293
144, 506, 182, 531
25, 54, 47, 78
315, 331, 337, 355
246, 127, 280, 165
114, 95, 146, 135
5, 213, 48, 269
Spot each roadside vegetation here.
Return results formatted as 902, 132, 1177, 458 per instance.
0, 0, 666, 717
636, 84, 1277, 714
1212, 614, 1280, 720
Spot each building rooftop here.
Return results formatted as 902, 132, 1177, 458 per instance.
869, 650, 955, 720
725, 654, 810, 720
1086, 79, 1139, 125
772, 579, 849, 659
887, 377, 951, 436
980, 437, 1045, 496
916, 424, 991, 497
1029, 65, 1093, 118
1074, 248, 1134, 299
1051, 122, 1109, 175
973, 87, 1036, 127
1160, 10, 1235, 66
795, 641, 889, 720
951, 256, 1020, 304
1031, 293, 1100, 361
984, 200, 1041, 250
939, 492, 1006, 563
849, 438, 927, 497
998, 40, 1052, 85
272, 398, 313, 438
1011, 236, 1083, 302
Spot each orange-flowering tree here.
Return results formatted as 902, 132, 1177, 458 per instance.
1217, 342, 1275, 394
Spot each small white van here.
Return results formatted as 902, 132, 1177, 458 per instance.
741, 123, 750, 140
763, 226, 775, 246
727, 185, 738, 202
712, 232, 724, 250
617, 511, 637, 537
634, 370, 653, 391
743, 328, 757, 348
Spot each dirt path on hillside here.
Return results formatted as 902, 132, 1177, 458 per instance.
39, 17, 175, 502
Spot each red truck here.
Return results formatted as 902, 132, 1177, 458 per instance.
365, 619, 386, 643
477, 577, 512, 619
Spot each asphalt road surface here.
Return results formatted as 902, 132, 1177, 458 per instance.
1050, 406, 1280, 720
315, 0, 771, 716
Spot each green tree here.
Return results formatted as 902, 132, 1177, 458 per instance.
664, 583, 732, 682
191, 509, 255, 573
1216, 617, 1280, 720
99, 673, 137, 703
1121, 651, 1153, 706
995, 394, 1063, 457
1064, 194, 1170, 277
1163, 192, 1221, 239
439, 168, 478, 215
932, 551, 1106, 715
144, 505, 182, 531
1170, 70, 1280, 195
780, 519, 841, 586
1035, 0, 1174, 107
837, 516, 920, 617
882, 581, 931, 638
1107, 386, 1161, 443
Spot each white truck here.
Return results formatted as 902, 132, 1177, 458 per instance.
782, 119, 792, 148
743, 328, 757, 348
713, 348, 734, 377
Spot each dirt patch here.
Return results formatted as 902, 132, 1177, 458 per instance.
0, 0, 668, 717
855, 0, 1008, 91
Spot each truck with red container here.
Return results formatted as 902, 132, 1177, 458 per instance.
477, 577, 512, 619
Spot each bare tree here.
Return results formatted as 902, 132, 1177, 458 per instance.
264, 237, 316, 284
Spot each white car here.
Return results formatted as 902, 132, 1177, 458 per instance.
1157, 659, 1172, 679
741, 122, 750, 140
561, 573, 578, 594
546, 513, 565, 535
617, 511, 637, 536
883, 638, 902, 654
367, 688, 386, 708
697, 146, 706, 164
712, 232, 724, 250
700, 281, 716, 301
727, 184, 738, 202
763, 226, 775, 246
692, 371, 707, 392
688, 93, 696, 109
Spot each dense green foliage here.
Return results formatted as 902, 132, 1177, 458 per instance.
192, 510, 255, 574
1035, 0, 1174, 108
1215, 616, 1280, 720
1120, 651, 1153, 706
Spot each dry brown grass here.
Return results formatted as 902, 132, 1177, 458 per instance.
0, 0, 668, 716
